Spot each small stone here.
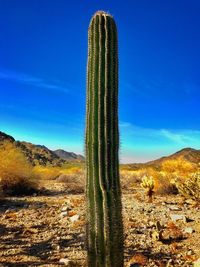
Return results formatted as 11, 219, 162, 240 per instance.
61, 211, 68, 217
184, 227, 194, 234
168, 205, 182, 211
5, 209, 10, 214
69, 214, 80, 222
185, 199, 196, 205
170, 214, 186, 222
166, 259, 173, 267
59, 258, 71, 265
129, 253, 148, 266
148, 221, 155, 227
61, 206, 68, 212
187, 250, 193, 255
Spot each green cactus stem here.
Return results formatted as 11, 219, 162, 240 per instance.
85, 11, 124, 267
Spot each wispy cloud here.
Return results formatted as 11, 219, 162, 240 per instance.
119, 121, 200, 163
120, 121, 200, 146
0, 68, 69, 93
159, 129, 192, 144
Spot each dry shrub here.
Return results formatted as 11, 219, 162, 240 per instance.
176, 171, 200, 200
161, 158, 196, 179
0, 141, 37, 195
120, 169, 145, 191
57, 169, 85, 194
33, 165, 61, 180
154, 172, 178, 195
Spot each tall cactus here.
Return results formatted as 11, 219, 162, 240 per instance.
85, 11, 123, 267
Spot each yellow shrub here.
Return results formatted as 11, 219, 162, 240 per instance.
0, 141, 37, 195
33, 165, 83, 180
161, 158, 196, 178
33, 165, 61, 180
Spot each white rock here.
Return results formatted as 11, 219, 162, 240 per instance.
60, 211, 68, 217
187, 250, 193, 255
59, 258, 71, 265
184, 227, 194, 234
61, 206, 68, 212
168, 205, 182, 211
170, 214, 186, 222
69, 214, 80, 222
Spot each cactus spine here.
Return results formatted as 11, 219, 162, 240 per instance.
85, 11, 123, 267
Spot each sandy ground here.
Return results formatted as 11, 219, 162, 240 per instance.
0, 181, 200, 267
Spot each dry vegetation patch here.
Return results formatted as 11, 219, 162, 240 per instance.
0, 142, 38, 196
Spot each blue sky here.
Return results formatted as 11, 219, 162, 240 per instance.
0, 0, 200, 163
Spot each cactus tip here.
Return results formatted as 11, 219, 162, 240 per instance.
93, 10, 113, 18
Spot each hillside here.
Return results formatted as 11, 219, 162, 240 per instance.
122, 147, 200, 170
0, 131, 84, 166
54, 149, 84, 161
146, 148, 200, 166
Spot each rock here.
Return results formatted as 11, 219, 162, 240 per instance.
160, 224, 183, 241
170, 214, 187, 222
187, 250, 193, 255
69, 214, 80, 222
168, 205, 182, 211
185, 199, 197, 205
61, 211, 68, 217
184, 227, 194, 234
61, 206, 69, 212
166, 259, 173, 267
5, 209, 10, 214
148, 221, 155, 227
129, 253, 148, 266
59, 258, 75, 266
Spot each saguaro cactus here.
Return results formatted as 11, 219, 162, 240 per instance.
85, 11, 123, 267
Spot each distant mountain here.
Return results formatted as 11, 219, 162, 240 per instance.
0, 131, 84, 166
146, 148, 200, 166
123, 148, 200, 170
54, 149, 84, 161
15, 141, 66, 166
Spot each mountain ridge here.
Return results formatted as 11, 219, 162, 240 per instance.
0, 131, 84, 166
0, 131, 199, 168
124, 147, 200, 170
54, 149, 84, 161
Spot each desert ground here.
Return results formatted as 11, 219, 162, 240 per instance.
0, 180, 200, 267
